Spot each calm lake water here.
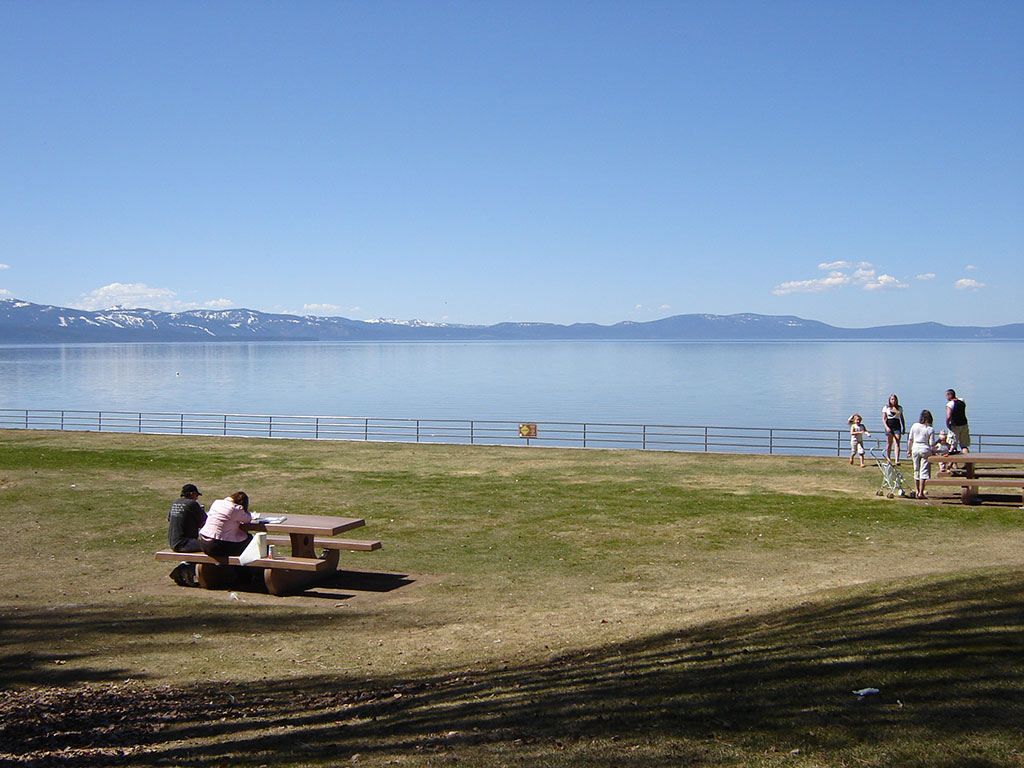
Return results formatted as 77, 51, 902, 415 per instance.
0, 341, 1021, 436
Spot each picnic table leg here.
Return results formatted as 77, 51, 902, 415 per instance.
262, 533, 340, 596
962, 462, 980, 505
196, 561, 238, 590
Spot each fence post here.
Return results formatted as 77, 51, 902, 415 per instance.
268, 415, 273, 438
364, 418, 369, 441
416, 420, 420, 443
769, 428, 774, 455
583, 423, 587, 448
642, 424, 647, 450
98, 411, 102, 432
315, 417, 320, 440
223, 414, 227, 436
704, 426, 709, 452
138, 412, 142, 433
470, 421, 475, 445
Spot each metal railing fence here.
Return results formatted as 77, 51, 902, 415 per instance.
1, 408, 1022, 456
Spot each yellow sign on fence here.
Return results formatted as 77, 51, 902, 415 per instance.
518, 423, 538, 438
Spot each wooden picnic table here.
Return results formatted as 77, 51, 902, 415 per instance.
244, 513, 366, 553
925, 452, 1024, 505
244, 513, 371, 595
156, 513, 380, 595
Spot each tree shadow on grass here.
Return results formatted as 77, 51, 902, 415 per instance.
2, 568, 1023, 767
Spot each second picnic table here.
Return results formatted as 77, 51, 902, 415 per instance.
925, 452, 1024, 505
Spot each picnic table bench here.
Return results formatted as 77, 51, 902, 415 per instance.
155, 513, 380, 595
925, 453, 1024, 505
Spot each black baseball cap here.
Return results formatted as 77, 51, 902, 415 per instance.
181, 483, 202, 497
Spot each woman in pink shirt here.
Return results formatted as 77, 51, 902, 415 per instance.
199, 491, 252, 557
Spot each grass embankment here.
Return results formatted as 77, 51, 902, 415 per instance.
1, 430, 1022, 767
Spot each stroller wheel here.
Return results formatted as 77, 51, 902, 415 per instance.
887, 492, 894, 499
876, 490, 884, 496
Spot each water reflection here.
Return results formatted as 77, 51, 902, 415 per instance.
0, 341, 1019, 434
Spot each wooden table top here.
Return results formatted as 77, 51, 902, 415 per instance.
243, 514, 365, 536
926, 453, 1024, 465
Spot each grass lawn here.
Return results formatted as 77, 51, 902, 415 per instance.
1, 429, 1022, 767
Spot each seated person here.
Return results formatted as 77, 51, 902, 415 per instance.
167, 483, 206, 587
198, 491, 253, 557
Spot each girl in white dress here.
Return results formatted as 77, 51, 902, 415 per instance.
848, 413, 870, 467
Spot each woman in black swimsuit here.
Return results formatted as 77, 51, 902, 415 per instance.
881, 393, 906, 464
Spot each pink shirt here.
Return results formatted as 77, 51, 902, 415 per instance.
199, 498, 252, 542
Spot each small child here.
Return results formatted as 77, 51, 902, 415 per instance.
848, 413, 871, 467
936, 429, 961, 473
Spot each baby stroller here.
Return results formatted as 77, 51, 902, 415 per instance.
869, 444, 910, 498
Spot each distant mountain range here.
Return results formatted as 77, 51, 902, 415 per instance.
1, 297, 1022, 342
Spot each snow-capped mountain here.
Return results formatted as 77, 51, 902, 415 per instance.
0, 298, 1021, 342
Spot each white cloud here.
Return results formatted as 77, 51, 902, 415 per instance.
0, 263, 9, 270
72, 282, 235, 312
775, 262, 907, 295
954, 278, 985, 291
632, 303, 673, 314
203, 298, 234, 309
817, 260, 873, 271
772, 275, 851, 294
863, 273, 908, 291
274, 303, 362, 317
965, 264, 979, 271
0, 288, 10, 296
302, 303, 343, 316
916, 273, 936, 280
74, 283, 178, 311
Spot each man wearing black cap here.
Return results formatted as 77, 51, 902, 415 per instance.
168, 483, 207, 587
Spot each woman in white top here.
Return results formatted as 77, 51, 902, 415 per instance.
907, 410, 937, 499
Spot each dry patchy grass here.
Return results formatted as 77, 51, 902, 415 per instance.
1, 430, 1023, 766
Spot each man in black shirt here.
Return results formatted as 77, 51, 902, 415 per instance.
167, 483, 206, 587
945, 389, 971, 452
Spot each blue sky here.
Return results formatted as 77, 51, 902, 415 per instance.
2, 0, 1022, 327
